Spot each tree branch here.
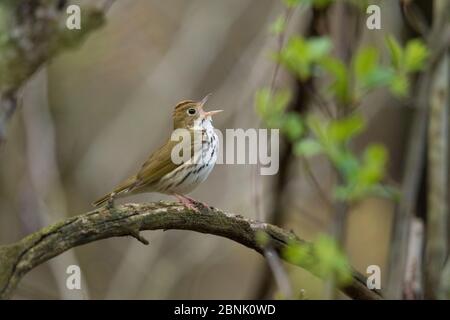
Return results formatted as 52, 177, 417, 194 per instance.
386, 0, 450, 299
0, 0, 108, 145
0, 202, 381, 300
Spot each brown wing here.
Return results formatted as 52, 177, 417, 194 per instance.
92, 131, 198, 207
133, 139, 182, 188
135, 129, 201, 188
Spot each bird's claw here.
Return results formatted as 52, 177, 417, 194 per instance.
174, 194, 210, 212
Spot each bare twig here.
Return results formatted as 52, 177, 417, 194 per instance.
300, 156, 333, 211
263, 248, 293, 299
269, 6, 296, 92
0, 202, 382, 300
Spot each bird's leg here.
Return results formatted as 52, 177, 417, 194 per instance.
183, 195, 211, 209
106, 192, 120, 217
106, 192, 116, 209
173, 194, 200, 212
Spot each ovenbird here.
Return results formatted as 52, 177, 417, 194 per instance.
93, 95, 222, 211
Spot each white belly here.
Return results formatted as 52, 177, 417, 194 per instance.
156, 121, 218, 195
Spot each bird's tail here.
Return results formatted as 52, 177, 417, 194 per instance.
92, 176, 138, 207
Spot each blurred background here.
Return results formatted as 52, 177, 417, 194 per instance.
0, 0, 448, 299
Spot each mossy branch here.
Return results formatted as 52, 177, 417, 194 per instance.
0, 202, 382, 300
0, 0, 107, 143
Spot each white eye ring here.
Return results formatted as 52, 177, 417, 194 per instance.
187, 108, 197, 116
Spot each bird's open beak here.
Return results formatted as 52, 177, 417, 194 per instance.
204, 109, 223, 116
199, 94, 211, 107
199, 94, 223, 117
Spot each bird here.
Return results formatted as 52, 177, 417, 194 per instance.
92, 95, 222, 211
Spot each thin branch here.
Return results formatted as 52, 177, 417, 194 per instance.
252, 3, 300, 299
269, 5, 296, 92
305, 83, 334, 118
300, 156, 333, 212
386, 65, 431, 300
386, 0, 450, 299
0, 202, 382, 300
324, 1, 359, 299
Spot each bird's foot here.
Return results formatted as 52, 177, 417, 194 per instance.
184, 195, 211, 209
179, 195, 213, 211
174, 194, 201, 212
106, 193, 120, 217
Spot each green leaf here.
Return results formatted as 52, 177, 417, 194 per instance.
327, 114, 366, 143
255, 88, 271, 117
294, 138, 323, 157
306, 115, 328, 144
278, 36, 310, 79
333, 150, 360, 183
319, 57, 350, 103
255, 88, 291, 118
281, 112, 304, 140
278, 36, 332, 80
283, 0, 304, 7
313, 235, 352, 286
283, 235, 352, 286
364, 144, 387, 164
270, 15, 286, 35
273, 89, 292, 113
386, 35, 403, 70
335, 144, 390, 201
404, 39, 428, 72
362, 67, 395, 89
389, 73, 409, 97
334, 185, 353, 201
308, 37, 332, 58
359, 144, 387, 184
367, 184, 400, 201
354, 47, 378, 82
255, 88, 294, 131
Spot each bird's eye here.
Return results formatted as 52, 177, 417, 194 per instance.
187, 108, 197, 116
